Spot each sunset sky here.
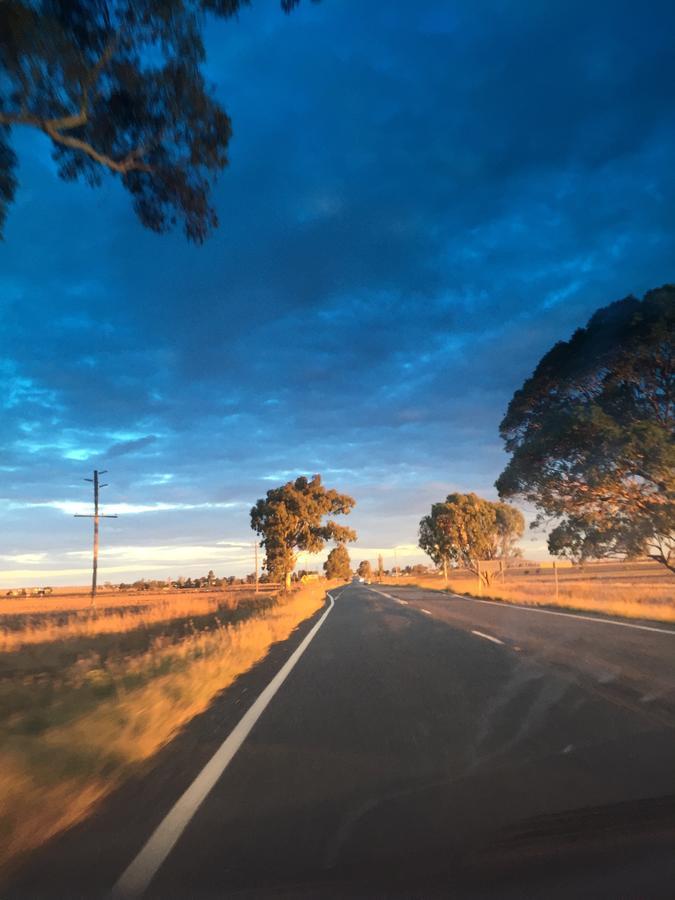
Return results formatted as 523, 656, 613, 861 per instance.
2, 0, 675, 585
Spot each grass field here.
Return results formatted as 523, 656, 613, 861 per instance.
0, 581, 330, 879
0, 586, 278, 652
381, 560, 675, 623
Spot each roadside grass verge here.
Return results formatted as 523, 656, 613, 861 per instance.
380, 573, 675, 624
0, 583, 329, 879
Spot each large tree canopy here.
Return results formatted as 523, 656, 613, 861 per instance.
418, 492, 524, 584
497, 286, 674, 572
0, 0, 311, 240
250, 474, 356, 589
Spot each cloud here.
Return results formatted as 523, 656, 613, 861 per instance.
106, 435, 158, 458
65, 542, 253, 564
5, 500, 244, 516
0, 553, 48, 564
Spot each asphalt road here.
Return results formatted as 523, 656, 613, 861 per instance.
9, 582, 675, 898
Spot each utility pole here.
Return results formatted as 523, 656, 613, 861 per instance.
254, 541, 259, 594
74, 470, 117, 606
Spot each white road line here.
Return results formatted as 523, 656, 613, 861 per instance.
420, 608, 432, 616
367, 587, 397, 601
111, 591, 338, 899
369, 588, 408, 606
471, 629, 504, 645
452, 595, 675, 636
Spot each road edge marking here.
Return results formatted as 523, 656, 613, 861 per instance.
471, 629, 504, 645
370, 584, 674, 636
111, 590, 338, 899
367, 587, 397, 601
456, 594, 675, 636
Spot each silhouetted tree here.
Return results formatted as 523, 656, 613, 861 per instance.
0, 0, 314, 239
497, 287, 674, 573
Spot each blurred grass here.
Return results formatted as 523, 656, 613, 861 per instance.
0, 582, 330, 878
0, 588, 276, 648
0, 593, 278, 678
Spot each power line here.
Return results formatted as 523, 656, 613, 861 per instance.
74, 469, 118, 605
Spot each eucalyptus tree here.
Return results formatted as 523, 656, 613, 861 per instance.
251, 475, 356, 590
0, 0, 310, 239
419, 493, 524, 585
497, 286, 674, 572
357, 559, 372, 579
324, 544, 352, 581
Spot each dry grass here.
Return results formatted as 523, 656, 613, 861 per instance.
0, 582, 330, 878
381, 563, 675, 623
0, 589, 277, 652
0, 584, 278, 617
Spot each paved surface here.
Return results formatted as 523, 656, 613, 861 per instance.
9, 583, 675, 898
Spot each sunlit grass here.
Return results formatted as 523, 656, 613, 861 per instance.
0, 583, 329, 878
382, 566, 675, 623
0, 588, 276, 651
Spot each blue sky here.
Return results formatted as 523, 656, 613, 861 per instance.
2, 0, 675, 584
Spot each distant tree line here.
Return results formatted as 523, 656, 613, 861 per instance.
112, 570, 264, 591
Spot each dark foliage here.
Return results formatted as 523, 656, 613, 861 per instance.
497, 286, 674, 571
0, 0, 316, 240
